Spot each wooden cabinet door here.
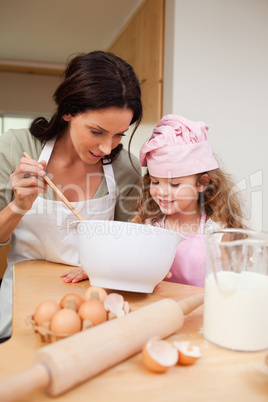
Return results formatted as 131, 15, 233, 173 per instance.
108, 0, 164, 124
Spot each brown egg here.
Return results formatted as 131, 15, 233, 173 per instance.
60, 293, 84, 311
84, 286, 108, 303
78, 300, 107, 325
173, 341, 202, 365
50, 308, 81, 335
33, 300, 60, 326
142, 337, 178, 373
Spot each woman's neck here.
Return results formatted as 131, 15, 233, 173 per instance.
46, 133, 104, 201
52, 132, 80, 166
50, 133, 104, 172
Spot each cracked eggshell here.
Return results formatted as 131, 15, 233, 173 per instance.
104, 293, 125, 317
173, 341, 202, 365
142, 337, 179, 373
123, 301, 130, 314
60, 293, 84, 311
84, 286, 108, 303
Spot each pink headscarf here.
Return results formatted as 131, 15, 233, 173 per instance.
139, 114, 219, 178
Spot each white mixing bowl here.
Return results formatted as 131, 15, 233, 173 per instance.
75, 220, 184, 293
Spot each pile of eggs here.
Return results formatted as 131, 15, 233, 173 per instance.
30, 286, 130, 343
30, 287, 202, 372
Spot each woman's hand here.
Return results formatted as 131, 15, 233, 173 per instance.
155, 271, 172, 289
9, 156, 47, 215
60, 267, 89, 283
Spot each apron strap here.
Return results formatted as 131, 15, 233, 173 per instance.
198, 210, 206, 235
102, 163, 116, 197
38, 138, 57, 163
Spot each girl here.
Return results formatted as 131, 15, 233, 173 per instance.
0, 51, 142, 340
133, 114, 246, 287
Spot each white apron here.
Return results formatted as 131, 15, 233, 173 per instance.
0, 139, 116, 338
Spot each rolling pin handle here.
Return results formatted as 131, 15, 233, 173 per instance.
0, 362, 50, 402
179, 293, 204, 316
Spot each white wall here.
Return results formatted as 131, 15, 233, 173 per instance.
164, 0, 268, 231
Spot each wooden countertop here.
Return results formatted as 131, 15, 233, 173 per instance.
0, 260, 267, 401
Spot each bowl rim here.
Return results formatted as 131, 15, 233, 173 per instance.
71, 219, 186, 239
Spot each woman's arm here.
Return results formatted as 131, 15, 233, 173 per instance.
0, 202, 26, 244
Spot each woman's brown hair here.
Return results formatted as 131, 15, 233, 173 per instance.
30, 51, 142, 162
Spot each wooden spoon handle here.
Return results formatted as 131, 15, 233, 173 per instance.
23, 152, 84, 221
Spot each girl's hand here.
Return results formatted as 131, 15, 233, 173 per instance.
60, 267, 89, 283
9, 157, 47, 215
155, 271, 172, 289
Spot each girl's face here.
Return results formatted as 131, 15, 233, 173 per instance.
149, 174, 205, 216
63, 107, 133, 164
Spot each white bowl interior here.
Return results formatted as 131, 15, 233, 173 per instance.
76, 220, 184, 293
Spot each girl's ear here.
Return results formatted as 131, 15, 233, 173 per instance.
62, 114, 71, 122
197, 174, 210, 192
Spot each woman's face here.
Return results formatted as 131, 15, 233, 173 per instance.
63, 107, 133, 164
149, 174, 205, 216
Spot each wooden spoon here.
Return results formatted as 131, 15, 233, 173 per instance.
23, 152, 84, 221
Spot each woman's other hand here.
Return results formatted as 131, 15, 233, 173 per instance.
9, 157, 47, 215
60, 267, 89, 283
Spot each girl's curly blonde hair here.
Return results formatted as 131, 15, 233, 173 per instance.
133, 169, 246, 229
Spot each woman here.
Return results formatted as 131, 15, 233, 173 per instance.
0, 51, 143, 340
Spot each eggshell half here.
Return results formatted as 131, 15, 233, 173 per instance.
173, 341, 202, 365
84, 286, 108, 303
60, 293, 84, 311
104, 293, 125, 318
142, 337, 178, 373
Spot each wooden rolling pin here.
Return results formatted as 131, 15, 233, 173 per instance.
0, 293, 203, 401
